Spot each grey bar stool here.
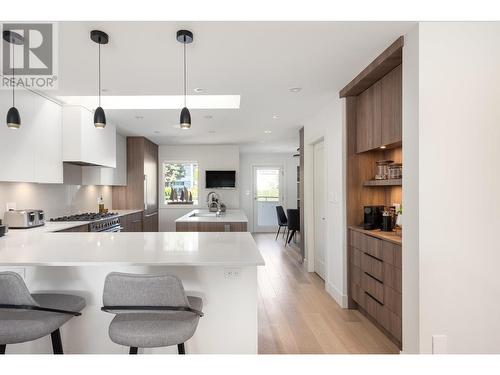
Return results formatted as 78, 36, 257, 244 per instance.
0, 271, 85, 354
101, 272, 203, 354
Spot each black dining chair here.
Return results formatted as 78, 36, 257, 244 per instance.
275, 206, 288, 241
286, 209, 300, 246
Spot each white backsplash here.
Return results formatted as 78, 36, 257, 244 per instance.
0, 181, 113, 220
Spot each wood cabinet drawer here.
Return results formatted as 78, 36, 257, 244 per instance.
349, 230, 363, 249
350, 262, 362, 285
382, 241, 402, 269
362, 272, 384, 304
383, 262, 402, 293
351, 280, 365, 308
388, 310, 402, 341
361, 253, 383, 281
384, 285, 402, 317
365, 292, 389, 330
350, 246, 362, 268
360, 235, 383, 260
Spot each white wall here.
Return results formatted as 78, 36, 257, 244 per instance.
402, 24, 420, 354
413, 22, 500, 353
158, 145, 240, 231
239, 152, 299, 233
0, 180, 112, 220
302, 93, 347, 307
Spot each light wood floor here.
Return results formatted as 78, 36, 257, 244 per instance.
255, 233, 399, 354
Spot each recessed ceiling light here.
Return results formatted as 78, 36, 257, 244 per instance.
194, 88, 205, 93
134, 115, 144, 120
289, 87, 302, 93
57, 95, 241, 110
204, 115, 213, 119
272, 115, 279, 119
154, 130, 160, 134
101, 88, 109, 93
208, 130, 216, 134
264, 130, 272, 134
380, 145, 387, 149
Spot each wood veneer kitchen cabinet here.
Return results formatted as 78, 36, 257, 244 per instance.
112, 137, 159, 232
121, 212, 143, 232
381, 65, 402, 146
355, 65, 402, 153
349, 229, 402, 346
176, 221, 247, 232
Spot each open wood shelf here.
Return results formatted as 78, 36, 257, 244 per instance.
363, 178, 402, 187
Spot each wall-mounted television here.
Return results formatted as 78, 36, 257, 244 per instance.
206, 170, 236, 188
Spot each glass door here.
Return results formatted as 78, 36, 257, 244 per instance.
253, 166, 284, 232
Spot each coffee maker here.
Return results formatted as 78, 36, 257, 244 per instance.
363, 205, 384, 230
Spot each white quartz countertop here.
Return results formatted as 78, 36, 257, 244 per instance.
175, 209, 248, 223
0, 231, 264, 267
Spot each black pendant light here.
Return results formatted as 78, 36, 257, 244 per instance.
3, 30, 24, 130
176, 30, 193, 130
90, 30, 109, 129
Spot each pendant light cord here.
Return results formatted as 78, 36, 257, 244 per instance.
183, 37, 187, 107
12, 40, 15, 107
98, 42, 101, 107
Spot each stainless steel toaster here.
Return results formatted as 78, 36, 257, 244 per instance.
3, 209, 45, 229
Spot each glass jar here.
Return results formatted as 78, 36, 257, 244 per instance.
388, 163, 402, 179
375, 160, 393, 180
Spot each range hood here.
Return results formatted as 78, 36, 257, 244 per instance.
62, 105, 116, 168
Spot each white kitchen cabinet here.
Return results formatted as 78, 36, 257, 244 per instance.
33, 95, 63, 183
82, 133, 127, 186
0, 89, 63, 183
62, 105, 116, 168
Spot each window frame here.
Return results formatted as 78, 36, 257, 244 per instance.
161, 160, 200, 209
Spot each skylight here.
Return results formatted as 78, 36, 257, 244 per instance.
56, 95, 241, 110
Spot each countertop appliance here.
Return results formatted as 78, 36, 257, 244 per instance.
363, 205, 384, 230
3, 209, 45, 229
50, 212, 121, 232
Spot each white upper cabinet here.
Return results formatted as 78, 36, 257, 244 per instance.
82, 133, 127, 186
0, 89, 63, 183
62, 105, 116, 168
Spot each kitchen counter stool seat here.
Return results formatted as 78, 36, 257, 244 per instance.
0, 272, 85, 354
102, 272, 203, 354
108, 296, 202, 349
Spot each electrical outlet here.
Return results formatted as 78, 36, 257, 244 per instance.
432, 335, 447, 354
224, 267, 241, 280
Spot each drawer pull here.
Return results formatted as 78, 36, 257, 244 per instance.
365, 291, 384, 306
364, 271, 383, 284
363, 251, 383, 262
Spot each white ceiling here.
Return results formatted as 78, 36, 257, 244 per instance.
49, 21, 415, 153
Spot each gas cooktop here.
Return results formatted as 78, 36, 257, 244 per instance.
50, 212, 118, 222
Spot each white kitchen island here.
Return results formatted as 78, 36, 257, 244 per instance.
0, 228, 264, 354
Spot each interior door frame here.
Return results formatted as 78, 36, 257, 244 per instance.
251, 164, 285, 233
313, 140, 327, 279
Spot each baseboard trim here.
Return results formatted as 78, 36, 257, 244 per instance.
326, 281, 348, 308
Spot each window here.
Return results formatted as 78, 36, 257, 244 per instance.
163, 162, 199, 205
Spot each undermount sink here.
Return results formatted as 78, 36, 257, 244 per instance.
190, 212, 219, 217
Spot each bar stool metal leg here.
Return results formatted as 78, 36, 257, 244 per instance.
0, 344, 6, 354
51, 329, 64, 354
129, 347, 138, 354
178, 343, 185, 354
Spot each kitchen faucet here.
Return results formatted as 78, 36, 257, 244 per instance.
206, 191, 222, 216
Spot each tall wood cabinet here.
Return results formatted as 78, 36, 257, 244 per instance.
356, 64, 402, 153
113, 137, 159, 232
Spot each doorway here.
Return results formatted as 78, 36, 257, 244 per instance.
253, 165, 284, 232
313, 141, 326, 280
